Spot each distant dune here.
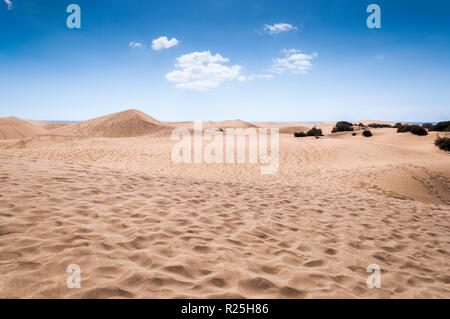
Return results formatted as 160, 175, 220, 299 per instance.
205, 119, 259, 129
0, 116, 45, 140
24, 119, 72, 131
51, 109, 172, 138
354, 120, 398, 126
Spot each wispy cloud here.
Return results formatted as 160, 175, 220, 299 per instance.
152, 36, 179, 51
263, 23, 297, 35
165, 51, 242, 91
4, 0, 12, 10
238, 74, 274, 81
271, 49, 318, 74
129, 42, 146, 49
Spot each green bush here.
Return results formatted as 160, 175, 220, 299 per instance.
362, 130, 373, 137
397, 124, 428, 136
332, 121, 354, 133
306, 127, 323, 137
410, 125, 428, 136
434, 136, 450, 151
397, 125, 410, 133
429, 121, 450, 132
294, 132, 307, 137
368, 123, 392, 128
351, 132, 357, 136
422, 123, 434, 130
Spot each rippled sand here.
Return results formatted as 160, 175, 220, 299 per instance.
0, 112, 449, 298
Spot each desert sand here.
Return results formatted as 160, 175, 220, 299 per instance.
0, 110, 449, 298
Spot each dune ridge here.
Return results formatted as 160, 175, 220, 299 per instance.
0, 117, 46, 140
51, 109, 172, 138
24, 119, 72, 131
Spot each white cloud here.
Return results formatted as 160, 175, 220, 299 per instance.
239, 74, 274, 81
152, 36, 179, 51
263, 23, 297, 35
271, 49, 318, 74
165, 51, 242, 91
129, 42, 145, 49
4, 0, 12, 10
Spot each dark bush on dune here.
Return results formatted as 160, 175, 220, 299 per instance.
434, 136, 450, 151
368, 123, 392, 128
306, 127, 323, 137
294, 132, 307, 137
397, 124, 428, 136
332, 121, 354, 133
422, 123, 434, 130
362, 130, 373, 137
351, 132, 357, 136
410, 125, 428, 136
429, 121, 450, 132
396, 125, 410, 133
394, 123, 403, 128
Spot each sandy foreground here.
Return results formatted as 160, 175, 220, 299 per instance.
0, 110, 449, 298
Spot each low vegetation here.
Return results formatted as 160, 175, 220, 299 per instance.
428, 121, 450, 132
434, 136, 450, 151
306, 127, 323, 137
367, 123, 392, 128
397, 124, 428, 136
422, 123, 434, 130
332, 121, 354, 133
362, 130, 373, 137
294, 127, 324, 138
294, 132, 307, 137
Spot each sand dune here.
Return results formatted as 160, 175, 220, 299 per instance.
207, 120, 258, 129
0, 153, 448, 298
0, 116, 45, 140
0, 111, 449, 298
257, 121, 357, 136
24, 120, 72, 131
0, 117, 71, 141
165, 119, 259, 130
354, 120, 398, 126
52, 109, 171, 138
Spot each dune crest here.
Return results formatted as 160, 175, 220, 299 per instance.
52, 109, 170, 138
0, 116, 45, 140
24, 119, 71, 131
203, 119, 259, 129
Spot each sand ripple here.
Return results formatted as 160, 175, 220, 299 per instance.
0, 155, 448, 298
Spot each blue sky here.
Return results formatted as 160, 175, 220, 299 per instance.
1, 0, 449, 122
